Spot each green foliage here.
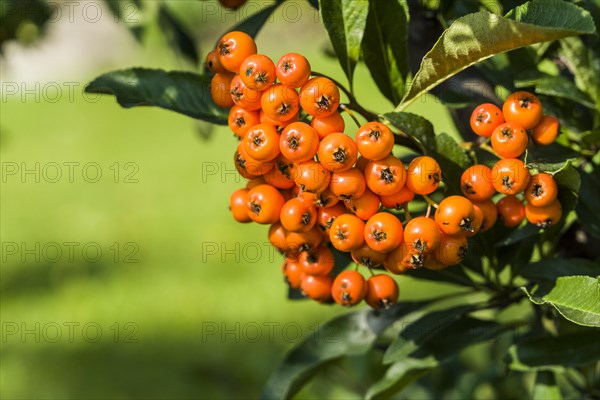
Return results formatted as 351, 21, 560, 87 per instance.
396, 0, 596, 111
506, 330, 600, 371
0, 0, 52, 47
78, 0, 600, 398
533, 371, 563, 400
361, 0, 410, 104
85, 68, 228, 124
229, 0, 284, 38
262, 301, 433, 399
383, 112, 435, 154
318, 0, 369, 91
157, 4, 199, 64
524, 276, 600, 327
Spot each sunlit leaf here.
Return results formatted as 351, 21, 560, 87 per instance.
397, 0, 596, 111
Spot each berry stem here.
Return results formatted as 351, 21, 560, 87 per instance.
422, 194, 439, 209
479, 142, 497, 157
339, 104, 362, 128
403, 204, 412, 223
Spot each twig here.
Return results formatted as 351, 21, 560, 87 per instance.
339, 104, 361, 128
422, 194, 439, 209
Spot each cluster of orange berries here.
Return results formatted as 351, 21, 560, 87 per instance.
206, 32, 560, 308
466, 92, 562, 229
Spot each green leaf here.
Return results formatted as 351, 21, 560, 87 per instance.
553, 162, 581, 214
287, 287, 306, 300
533, 371, 563, 400
405, 265, 477, 288
319, 0, 369, 90
542, 276, 600, 327
0, 0, 52, 46
331, 246, 353, 276
228, 1, 282, 38
506, 330, 600, 371
366, 357, 436, 400
434, 133, 470, 169
104, 0, 144, 42
361, 0, 409, 104
515, 75, 596, 109
525, 145, 579, 176
262, 301, 432, 400
85, 68, 228, 124
559, 36, 599, 103
497, 223, 541, 247
383, 305, 472, 364
383, 112, 435, 154
577, 168, 600, 238
414, 317, 504, 360
158, 5, 199, 64
369, 317, 504, 399
520, 258, 599, 283
396, 0, 596, 111
525, 276, 600, 327
434, 133, 471, 195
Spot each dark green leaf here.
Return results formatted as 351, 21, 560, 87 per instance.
520, 258, 599, 283
85, 68, 228, 124
577, 168, 600, 238
553, 163, 581, 214
405, 265, 476, 288
506, 46, 540, 72
229, 1, 282, 38
104, 0, 144, 42
331, 246, 353, 276
581, 129, 600, 149
497, 239, 535, 274
369, 317, 504, 399
383, 112, 435, 154
533, 371, 563, 400
158, 5, 199, 64
383, 305, 472, 364
262, 301, 432, 400
434, 133, 471, 195
397, 0, 596, 111
433, 86, 489, 109
506, 330, 600, 371
515, 75, 595, 109
434, 133, 470, 169
497, 223, 541, 247
319, 0, 369, 90
519, 258, 600, 283
525, 144, 579, 175
366, 358, 436, 400
287, 287, 306, 300
361, 0, 409, 104
414, 317, 504, 360
0, 0, 52, 46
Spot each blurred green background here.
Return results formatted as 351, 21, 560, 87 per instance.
1, 1, 459, 398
